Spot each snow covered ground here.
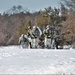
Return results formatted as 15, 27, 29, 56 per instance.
0, 46, 75, 74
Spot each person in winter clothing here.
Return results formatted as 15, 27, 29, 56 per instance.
32, 26, 42, 38
43, 25, 52, 48
43, 25, 51, 38
27, 25, 42, 48
19, 34, 29, 48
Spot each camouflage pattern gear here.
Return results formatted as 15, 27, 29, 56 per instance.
19, 34, 29, 48
38, 34, 45, 48
54, 29, 64, 49
32, 28, 40, 38
31, 26, 42, 38
43, 28, 51, 38
28, 26, 42, 38
27, 26, 42, 48
27, 28, 34, 38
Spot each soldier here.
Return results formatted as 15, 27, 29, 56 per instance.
31, 26, 42, 48
27, 26, 34, 48
19, 34, 29, 48
32, 26, 42, 38
50, 26, 56, 49
27, 25, 42, 48
43, 25, 52, 48
54, 27, 64, 49
38, 34, 45, 48
43, 25, 51, 38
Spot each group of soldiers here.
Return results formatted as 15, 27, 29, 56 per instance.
19, 25, 64, 49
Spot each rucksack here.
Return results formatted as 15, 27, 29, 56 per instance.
23, 37, 28, 42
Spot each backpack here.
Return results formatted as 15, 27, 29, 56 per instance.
23, 37, 28, 42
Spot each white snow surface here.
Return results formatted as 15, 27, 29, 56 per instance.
0, 46, 75, 74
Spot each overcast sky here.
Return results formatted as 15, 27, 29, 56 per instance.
0, 0, 61, 14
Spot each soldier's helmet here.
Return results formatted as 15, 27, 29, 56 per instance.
21, 34, 24, 37
24, 35, 28, 39
33, 26, 37, 30
21, 34, 24, 38
28, 26, 31, 29
46, 25, 50, 29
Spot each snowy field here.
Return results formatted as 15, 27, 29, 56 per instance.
0, 46, 75, 74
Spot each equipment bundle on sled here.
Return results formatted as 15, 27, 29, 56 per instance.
18, 24, 64, 49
